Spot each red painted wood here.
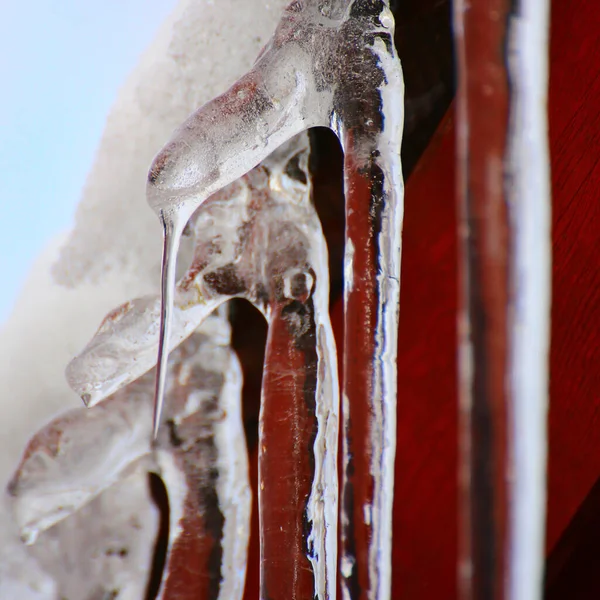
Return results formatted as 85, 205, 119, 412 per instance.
544, 0, 600, 557
260, 300, 319, 599
390, 110, 458, 599
341, 133, 384, 599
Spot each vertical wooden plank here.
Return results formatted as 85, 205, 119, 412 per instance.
453, 0, 551, 598
453, 1, 512, 596
260, 300, 319, 600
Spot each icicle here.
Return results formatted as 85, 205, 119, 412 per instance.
154, 210, 187, 439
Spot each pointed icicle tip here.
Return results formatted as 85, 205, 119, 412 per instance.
152, 411, 161, 441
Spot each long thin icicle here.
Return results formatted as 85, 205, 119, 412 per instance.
154, 210, 188, 439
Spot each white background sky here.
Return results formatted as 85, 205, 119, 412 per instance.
0, 0, 177, 323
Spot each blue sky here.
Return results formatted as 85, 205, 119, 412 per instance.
0, 0, 177, 322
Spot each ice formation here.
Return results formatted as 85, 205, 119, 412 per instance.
3, 0, 404, 598
142, 0, 404, 597
67, 133, 340, 598
9, 314, 249, 600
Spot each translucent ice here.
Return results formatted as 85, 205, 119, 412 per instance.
143, 1, 403, 597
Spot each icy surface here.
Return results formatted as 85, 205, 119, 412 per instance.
141, 1, 403, 597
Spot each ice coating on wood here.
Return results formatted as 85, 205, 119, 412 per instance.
68, 133, 340, 597
9, 317, 250, 600
154, 328, 250, 600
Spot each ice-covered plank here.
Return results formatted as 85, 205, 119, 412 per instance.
453, 0, 552, 598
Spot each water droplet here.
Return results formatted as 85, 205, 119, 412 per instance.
341, 555, 355, 578
380, 8, 394, 29
282, 269, 314, 302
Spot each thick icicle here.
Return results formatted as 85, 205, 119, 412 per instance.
10, 316, 250, 600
